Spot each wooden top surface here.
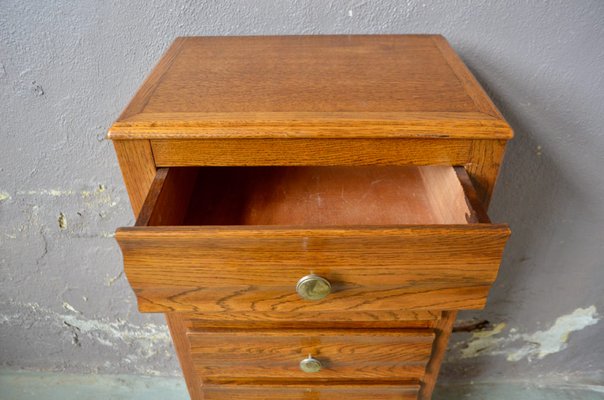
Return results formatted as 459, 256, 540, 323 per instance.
109, 35, 512, 140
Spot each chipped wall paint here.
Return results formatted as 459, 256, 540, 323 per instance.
507, 306, 600, 362
1, 0, 603, 382
0, 301, 175, 375
58, 212, 67, 229
459, 322, 508, 359
457, 307, 601, 362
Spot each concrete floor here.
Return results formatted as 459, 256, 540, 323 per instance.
1, 370, 603, 400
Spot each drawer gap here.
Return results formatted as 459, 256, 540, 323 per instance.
139, 165, 485, 227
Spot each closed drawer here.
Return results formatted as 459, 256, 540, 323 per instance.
201, 383, 420, 399
188, 329, 434, 381
116, 165, 509, 315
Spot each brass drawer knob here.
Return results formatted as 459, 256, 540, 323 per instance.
296, 274, 331, 301
299, 356, 322, 373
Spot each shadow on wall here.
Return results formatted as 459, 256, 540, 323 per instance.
440, 43, 604, 381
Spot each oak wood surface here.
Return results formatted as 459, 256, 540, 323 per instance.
150, 138, 475, 167
184, 310, 442, 329
149, 137, 508, 212
135, 167, 198, 227
419, 311, 457, 400
117, 226, 508, 313
201, 383, 420, 400
109, 34, 512, 400
188, 329, 433, 381
117, 165, 508, 314
112, 140, 156, 216
430, 36, 503, 119
454, 166, 491, 223
183, 165, 476, 226
165, 313, 202, 399
116, 37, 188, 121
467, 139, 508, 206
108, 35, 511, 140
117, 165, 509, 314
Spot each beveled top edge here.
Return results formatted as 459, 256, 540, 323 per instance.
109, 35, 513, 141
108, 111, 512, 140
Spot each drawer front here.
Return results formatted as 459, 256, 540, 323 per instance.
117, 225, 508, 313
184, 310, 443, 329
188, 329, 434, 381
202, 384, 420, 400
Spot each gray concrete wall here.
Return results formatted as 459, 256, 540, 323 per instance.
1, 0, 603, 385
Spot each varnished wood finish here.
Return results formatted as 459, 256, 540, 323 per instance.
116, 38, 188, 121
165, 314, 202, 399
188, 329, 434, 382
150, 137, 508, 211
109, 35, 511, 141
118, 225, 506, 313
184, 310, 442, 329
116, 166, 509, 314
430, 36, 503, 119
135, 168, 198, 227
113, 111, 510, 139
109, 35, 513, 400
468, 139, 508, 206
419, 311, 457, 400
201, 383, 420, 400
151, 138, 474, 167
184, 165, 476, 226
112, 140, 156, 216
455, 166, 491, 223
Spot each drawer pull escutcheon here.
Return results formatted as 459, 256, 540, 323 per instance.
299, 355, 322, 373
296, 274, 331, 301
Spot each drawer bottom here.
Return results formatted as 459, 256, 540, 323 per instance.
202, 383, 420, 399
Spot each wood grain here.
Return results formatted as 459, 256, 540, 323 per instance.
188, 329, 434, 381
117, 165, 509, 315
151, 138, 474, 167
117, 225, 508, 313
455, 166, 491, 223
201, 383, 420, 400
108, 35, 511, 140
184, 310, 442, 329
135, 168, 198, 227
117, 38, 188, 121
111, 111, 511, 139
182, 165, 475, 226
109, 34, 513, 400
419, 311, 457, 400
112, 140, 156, 216
149, 138, 508, 209
431, 36, 504, 119
467, 139, 508, 207
165, 314, 202, 400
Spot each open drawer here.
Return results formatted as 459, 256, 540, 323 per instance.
116, 165, 509, 314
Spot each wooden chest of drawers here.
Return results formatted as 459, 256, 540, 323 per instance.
109, 35, 512, 399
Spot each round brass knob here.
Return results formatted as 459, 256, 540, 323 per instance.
296, 274, 331, 301
299, 356, 322, 373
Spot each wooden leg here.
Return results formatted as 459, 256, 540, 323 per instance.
165, 314, 202, 400
418, 311, 457, 400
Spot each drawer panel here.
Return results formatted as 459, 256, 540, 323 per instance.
184, 310, 442, 329
116, 165, 509, 315
188, 329, 434, 381
201, 383, 420, 400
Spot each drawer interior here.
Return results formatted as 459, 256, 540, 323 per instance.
120, 165, 508, 314
137, 165, 488, 228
